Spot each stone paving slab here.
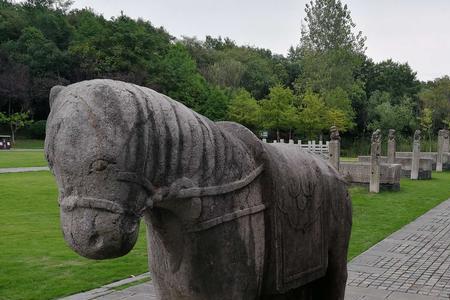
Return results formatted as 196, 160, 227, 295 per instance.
59, 273, 152, 300
0, 166, 49, 173
60, 199, 450, 300
345, 198, 450, 299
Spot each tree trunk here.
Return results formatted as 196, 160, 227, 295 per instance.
10, 122, 15, 146
277, 129, 280, 142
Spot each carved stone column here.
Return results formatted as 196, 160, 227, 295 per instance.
387, 129, 396, 164
328, 126, 340, 171
411, 130, 421, 180
437, 129, 449, 171
370, 129, 381, 193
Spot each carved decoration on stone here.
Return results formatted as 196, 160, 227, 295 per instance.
388, 129, 396, 141
371, 129, 381, 144
414, 129, 421, 142
330, 126, 340, 141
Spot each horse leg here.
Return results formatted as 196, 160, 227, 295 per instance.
312, 222, 350, 299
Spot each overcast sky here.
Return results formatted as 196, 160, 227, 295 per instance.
69, 0, 450, 82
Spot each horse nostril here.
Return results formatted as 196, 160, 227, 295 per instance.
88, 232, 102, 248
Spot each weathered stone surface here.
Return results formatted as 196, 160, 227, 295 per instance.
358, 156, 433, 180
340, 162, 401, 191
387, 129, 396, 164
395, 151, 449, 171
370, 130, 382, 193
329, 126, 340, 171
411, 130, 421, 180
45, 79, 352, 300
437, 129, 450, 172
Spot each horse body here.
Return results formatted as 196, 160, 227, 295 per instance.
45, 79, 351, 300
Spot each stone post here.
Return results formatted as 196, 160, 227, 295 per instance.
328, 126, 340, 170
370, 129, 381, 193
411, 130, 421, 180
387, 129, 396, 164
289, 139, 294, 144
262, 138, 267, 143
437, 129, 449, 172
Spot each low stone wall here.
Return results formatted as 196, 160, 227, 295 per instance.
358, 156, 433, 180
340, 161, 401, 191
395, 152, 450, 170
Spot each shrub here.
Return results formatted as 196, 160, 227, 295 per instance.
28, 120, 46, 139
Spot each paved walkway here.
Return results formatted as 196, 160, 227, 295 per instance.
346, 199, 450, 299
60, 199, 450, 300
0, 166, 49, 173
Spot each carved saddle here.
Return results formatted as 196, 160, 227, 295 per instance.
263, 144, 333, 293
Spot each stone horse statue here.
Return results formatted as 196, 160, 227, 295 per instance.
45, 80, 352, 300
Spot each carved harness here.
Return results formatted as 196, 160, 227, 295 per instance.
116, 164, 266, 231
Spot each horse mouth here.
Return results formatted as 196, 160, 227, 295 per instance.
59, 195, 139, 259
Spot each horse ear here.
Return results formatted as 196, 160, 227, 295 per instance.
49, 85, 65, 110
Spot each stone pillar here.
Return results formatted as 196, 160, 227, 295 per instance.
328, 126, 340, 170
370, 129, 381, 193
411, 130, 421, 180
262, 138, 267, 143
387, 129, 396, 164
437, 129, 449, 171
288, 139, 294, 144
280, 139, 285, 143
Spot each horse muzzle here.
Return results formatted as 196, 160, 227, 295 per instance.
59, 195, 140, 259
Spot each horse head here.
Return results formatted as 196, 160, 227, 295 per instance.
45, 80, 153, 259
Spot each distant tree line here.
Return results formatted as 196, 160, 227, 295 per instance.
0, 0, 449, 142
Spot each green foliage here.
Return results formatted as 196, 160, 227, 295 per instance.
259, 85, 297, 139
419, 107, 433, 152
296, 90, 327, 139
227, 89, 260, 129
0, 111, 33, 144
28, 119, 46, 139
301, 0, 366, 53
419, 76, 450, 131
367, 91, 416, 134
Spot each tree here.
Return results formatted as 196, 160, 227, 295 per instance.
227, 89, 260, 130
419, 108, 433, 152
419, 76, 450, 131
300, 0, 366, 53
367, 91, 416, 135
294, 0, 366, 134
0, 111, 33, 145
259, 85, 297, 141
363, 59, 420, 104
296, 90, 328, 139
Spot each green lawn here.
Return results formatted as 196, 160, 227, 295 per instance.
13, 139, 45, 149
0, 172, 148, 300
0, 150, 47, 168
349, 171, 450, 259
1, 170, 450, 299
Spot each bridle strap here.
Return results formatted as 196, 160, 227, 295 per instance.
117, 164, 264, 201
177, 164, 264, 199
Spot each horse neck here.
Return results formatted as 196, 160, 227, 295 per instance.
141, 94, 254, 189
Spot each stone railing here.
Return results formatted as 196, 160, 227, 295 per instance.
262, 139, 330, 157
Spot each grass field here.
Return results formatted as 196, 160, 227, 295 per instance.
0, 172, 148, 300
1, 165, 449, 299
13, 139, 45, 149
349, 171, 450, 259
0, 150, 47, 168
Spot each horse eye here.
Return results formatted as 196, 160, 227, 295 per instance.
91, 159, 109, 172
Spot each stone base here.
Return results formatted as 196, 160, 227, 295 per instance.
401, 169, 432, 180
348, 182, 400, 191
